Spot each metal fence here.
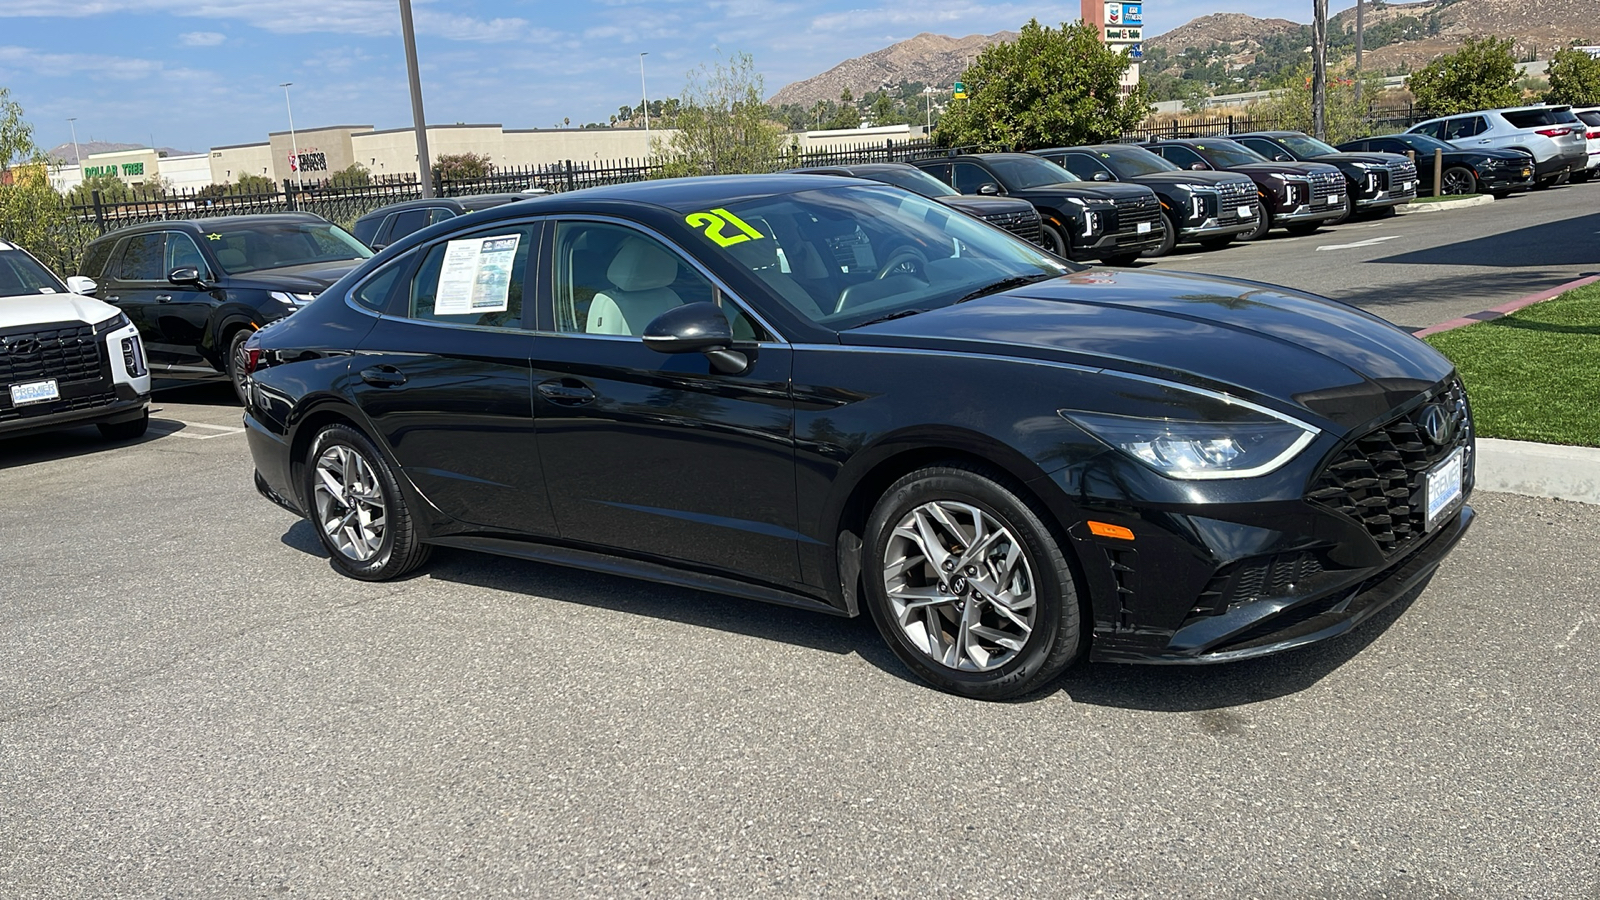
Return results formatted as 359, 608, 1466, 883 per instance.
1130, 105, 1428, 141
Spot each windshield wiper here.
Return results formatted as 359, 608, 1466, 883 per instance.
852, 308, 929, 328
956, 273, 1056, 303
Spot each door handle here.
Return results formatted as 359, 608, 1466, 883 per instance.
536, 379, 596, 405
105, 295, 120, 303
359, 365, 407, 387
155, 294, 173, 303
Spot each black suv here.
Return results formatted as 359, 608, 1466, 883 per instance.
351, 192, 548, 250
76, 213, 372, 400
1335, 133, 1535, 199
910, 153, 1166, 264
787, 163, 1044, 246
1032, 145, 1261, 254
1231, 131, 1417, 216
1146, 138, 1349, 239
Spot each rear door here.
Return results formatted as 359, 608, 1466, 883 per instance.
102, 233, 173, 366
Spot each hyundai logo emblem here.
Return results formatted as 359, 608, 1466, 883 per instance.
1419, 404, 1454, 446
5, 338, 39, 355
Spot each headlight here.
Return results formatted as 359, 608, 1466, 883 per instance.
92, 312, 130, 334
1063, 410, 1319, 480
269, 291, 317, 307
1084, 211, 1101, 234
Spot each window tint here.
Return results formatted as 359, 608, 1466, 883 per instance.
429, 208, 457, 225
951, 162, 997, 193
1054, 153, 1111, 181
913, 162, 952, 184
352, 216, 383, 246
166, 232, 209, 277
79, 239, 116, 279
352, 263, 403, 312
0, 251, 65, 295
1161, 146, 1207, 169
1410, 121, 1444, 139
116, 233, 167, 281
1502, 109, 1559, 128
1577, 111, 1600, 127
1443, 117, 1483, 140
552, 221, 759, 340
386, 208, 432, 243
1235, 137, 1280, 157
407, 224, 535, 328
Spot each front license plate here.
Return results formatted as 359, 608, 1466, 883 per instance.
1237, 205, 1255, 217
9, 379, 59, 406
1136, 222, 1152, 234
1403, 180, 1416, 192
1425, 447, 1465, 530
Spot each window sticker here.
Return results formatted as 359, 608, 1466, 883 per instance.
686, 208, 765, 247
435, 233, 520, 315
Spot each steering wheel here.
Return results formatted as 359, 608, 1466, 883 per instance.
876, 247, 929, 282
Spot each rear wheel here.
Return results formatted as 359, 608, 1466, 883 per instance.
225, 328, 253, 405
862, 463, 1082, 700
305, 423, 431, 581
1439, 166, 1477, 196
1141, 210, 1178, 258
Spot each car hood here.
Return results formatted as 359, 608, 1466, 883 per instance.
1228, 161, 1342, 177
0, 292, 120, 330
1308, 151, 1405, 166
1011, 182, 1154, 203
1124, 171, 1255, 188
226, 260, 366, 293
841, 269, 1455, 431
937, 195, 1038, 216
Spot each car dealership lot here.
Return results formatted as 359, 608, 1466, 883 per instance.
2, 385, 1597, 897
1146, 180, 1599, 331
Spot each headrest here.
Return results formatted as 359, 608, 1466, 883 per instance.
606, 237, 679, 292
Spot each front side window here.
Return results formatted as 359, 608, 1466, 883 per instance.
406, 224, 535, 329
552, 221, 760, 340
116, 233, 167, 281
1409, 121, 1444, 139
165, 232, 209, 278
1160, 146, 1207, 169
1053, 153, 1112, 181
1443, 117, 1483, 140
951, 162, 998, 194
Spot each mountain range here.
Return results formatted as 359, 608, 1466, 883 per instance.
44, 141, 201, 165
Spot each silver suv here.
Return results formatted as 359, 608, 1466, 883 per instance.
1407, 105, 1589, 188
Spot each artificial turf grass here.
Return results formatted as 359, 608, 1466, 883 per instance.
1423, 282, 1600, 448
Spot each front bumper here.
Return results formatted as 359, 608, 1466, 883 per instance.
1277, 195, 1349, 222
1080, 227, 1166, 256
1478, 166, 1536, 193
1354, 186, 1415, 210
1178, 215, 1257, 239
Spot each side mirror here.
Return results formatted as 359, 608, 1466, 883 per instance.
168, 266, 206, 287
644, 302, 749, 374
1275, 154, 1293, 162
976, 182, 1002, 196
1189, 162, 1210, 171
65, 275, 98, 296
1092, 172, 1112, 182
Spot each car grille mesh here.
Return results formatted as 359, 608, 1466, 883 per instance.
1310, 170, 1345, 199
1217, 179, 1256, 214
1385, 160, 1418, 195
0, 322, 105, 389
1306, 379, 1472, 556
1191, 550, 1327, 618
978, 209, 1042, 246
1113, 195, 1160, 230
0, 388, 118, 422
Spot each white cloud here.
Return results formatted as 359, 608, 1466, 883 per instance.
0, 44, 209, 81
179, 31, 225, 46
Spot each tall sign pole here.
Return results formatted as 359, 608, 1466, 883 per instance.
398, 0, 433, 197
1312, 0, 1328, 140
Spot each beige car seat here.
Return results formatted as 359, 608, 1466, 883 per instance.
586, 237, 683, 336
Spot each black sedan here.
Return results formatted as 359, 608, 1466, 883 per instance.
1146, 138, 1349, 239
1335, 133, 1535, 199
787, 162, 1043, 247
243, 174, 1475, 700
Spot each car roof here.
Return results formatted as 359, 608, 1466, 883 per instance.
480, 173, 867, 213
91, 212, 329, 242
353, 197, 468, 222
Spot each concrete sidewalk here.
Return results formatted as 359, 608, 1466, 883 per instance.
1477, 438, 1600, 505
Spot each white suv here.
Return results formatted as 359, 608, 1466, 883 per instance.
1571, 107, 1600, 182
1408, 104, 1590, 188
0, 240, 151, 441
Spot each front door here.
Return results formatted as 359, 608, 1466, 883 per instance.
531, 219, 802, 587
158, 230, 220, 371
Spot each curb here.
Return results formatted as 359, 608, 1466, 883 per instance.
1395, 194, 1496, 215
1413, 273, 1600, 338
1476, 438, 1600, 506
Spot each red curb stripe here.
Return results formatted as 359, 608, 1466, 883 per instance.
1413, 274, 1600, 338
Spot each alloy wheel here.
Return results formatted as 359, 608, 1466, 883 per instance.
312, 444, 388, 562
881, 500, 1036, 672
1441, 168, 1476, 195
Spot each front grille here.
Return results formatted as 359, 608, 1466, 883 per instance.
979, 208, 1042, 246
1, 322, 105, 388
1217, 179, 1256, 215
1191, 550, 1328, 618
1112, 195, 1160, 231
1386, 160, 1417, 195
0, 387, 118, 422
1309, 170, 1345, 200
1307, 379, 1473, 556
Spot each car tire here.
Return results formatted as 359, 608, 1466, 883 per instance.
1040, 222, 1071, 261
1440, 166, 1477, 196
1237, 206, 1272, 242
862, 462, 1083, 701
225, 328, 253, 405
97, 411, 149, 441
1142, 210, 1178, 258
1101, 252, 1142, 267
305, 423, 431, 581
1328, 200, 1353, 225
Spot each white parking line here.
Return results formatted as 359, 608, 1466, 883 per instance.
148, 419, 245, 440
1315, 236, 1401, 252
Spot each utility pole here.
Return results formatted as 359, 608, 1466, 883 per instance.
1355, 0, 1365, 103
398, 0, 433, 197
1312, 0, 1328, 140
640, 52, 650, 140
280, 83, 303, 195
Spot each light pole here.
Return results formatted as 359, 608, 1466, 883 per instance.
398, 0, 434, 197
280, 82, 303, 195
639, 52, 650, 139
66, 117, 82, 169
1311, 0, 1328, 140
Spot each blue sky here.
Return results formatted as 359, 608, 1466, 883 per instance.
1, 1, 1360, 154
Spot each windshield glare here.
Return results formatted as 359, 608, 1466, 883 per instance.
211, 222, 372, 275
862, 166, 959, 198
1397, 134, 1452, 152
1279, 134, 1341, 157
1192, 141, 1266, 167
697, 185, 1076, 330
1102, 149, 1181, 177
986, 156, 1082, 188
0, 249, 68, 297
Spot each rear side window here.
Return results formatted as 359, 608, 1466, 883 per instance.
79, 239, 116, 278
1443, 117, 1486, 139
115, 233, 167, 281
1577, 111, 1600, 127
352, 263, 403, 312
406, 224, 537, 328
1502, 109, 1559, 128
385, 208, 432, 244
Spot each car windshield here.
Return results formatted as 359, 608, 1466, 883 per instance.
1101, 148, 1181, 177
208, 221, 372, 275
691, 184, 1077, 331
985, 155, 1083, 188
858, 166, 959, 198
1393, 133, 1453, 152
1278, 134, 1341, 157
0, 247, 68, 297
1191, 141, 1266, 167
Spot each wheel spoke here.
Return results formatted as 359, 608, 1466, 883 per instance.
314, 442, 387, 564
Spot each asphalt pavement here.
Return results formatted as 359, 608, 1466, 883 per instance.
1143, 179, 1600, 331
2, 385, 1597, 898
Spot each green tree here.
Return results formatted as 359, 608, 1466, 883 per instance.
932, 20, 1150, 150
826, 89, 862, 130
328, 162, 371, 189
1545, 46, 1600, 106
1260, 66, 1386, 144
655, 51, 785, 176
1406, 37, 1520, 116
0, 87, 95, 274
434, 152, 494, 181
